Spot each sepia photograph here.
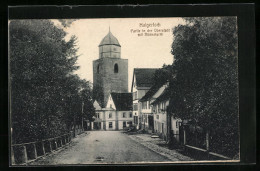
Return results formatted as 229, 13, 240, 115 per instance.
9, 15, 240, 165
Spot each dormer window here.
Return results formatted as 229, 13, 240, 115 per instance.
114, 63, 118, 73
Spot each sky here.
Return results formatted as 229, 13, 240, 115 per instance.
54, 18, 185, 91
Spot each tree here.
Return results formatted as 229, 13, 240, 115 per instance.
152, 64, 174, 87
169, 17, 239, 158
9, 20, 94, 143
58, 19, 78, 28
80, 80, 95, 123
92, 84, 104, 107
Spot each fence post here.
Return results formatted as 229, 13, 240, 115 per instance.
22, 145, 28, 164
206, 131, 209, 151
69, 132, 72, 142
54, 139, 58, 149
183, 129, 186, 145
49, 140, 52, 152
206, 130, 210, 159
11, 146, 15, 165
33, 143, 37, 159
60, 138, 63, 146
42, 142, 46, 155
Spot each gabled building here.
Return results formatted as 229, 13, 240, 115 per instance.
139, 83, 167, 132
151, 84, 181, 142
93, 93, 133, 130
92, 100, 103, 130
131, 68, 158, 129
138, 85, 159, 132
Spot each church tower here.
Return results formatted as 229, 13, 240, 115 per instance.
93, 30, 128, 107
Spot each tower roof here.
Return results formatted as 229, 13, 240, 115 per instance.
99, 31, 121, 47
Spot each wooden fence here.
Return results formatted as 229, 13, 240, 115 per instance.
181, 128, 232, 160
11, 132, 72, 165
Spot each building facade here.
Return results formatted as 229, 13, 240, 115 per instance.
139, 83, 165, 132
93, 93, 133, 130
131, 68, 158, 129
151, 83, 181, 142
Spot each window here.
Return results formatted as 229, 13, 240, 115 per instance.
134, 116, 138, 124
123, 112, 126, 118
109, 113, 112, 118
97, 113, 99, 118
109, 122, 113, 128
162, 102, 164, 111
153, 106, 156, 113
162, 102, 167, 112
176, 121, 179, 128
123, 121, 126, 128
156, 115, 159, 119
114, 63, 118, 73
133, 104, 138, 111
162, 123, 164, 133
142, 101, 147, 109
97, 64, 100, 74
110, 104, 112, 108
129, 112, 132, 118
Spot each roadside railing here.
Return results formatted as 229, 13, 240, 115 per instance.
184, 144, 232, 160
11, 132, 72, 165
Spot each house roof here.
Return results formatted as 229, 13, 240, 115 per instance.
111, 93, 133, 111
151, 88, 171, 105
139, 84, 160, 102
133, 68, 158, 88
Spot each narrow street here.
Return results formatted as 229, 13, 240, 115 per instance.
31, 131, 172, 164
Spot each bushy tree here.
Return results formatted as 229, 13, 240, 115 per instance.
153, 64, 174, 86
10, 20, 94, 143
92, 84, 104, 107
169, 17, 239, 158
79, 80, 95, 122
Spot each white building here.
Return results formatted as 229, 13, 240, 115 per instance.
93, 93, 133, 130
139, 83, 168, 132
151, 83, 181, 142
131, 68, 158, 129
